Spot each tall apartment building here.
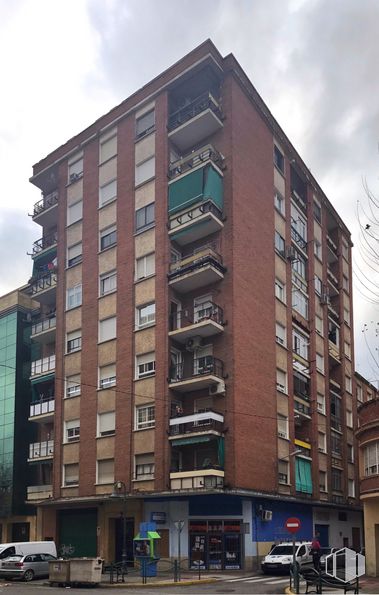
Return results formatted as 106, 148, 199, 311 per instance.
26, 40, 362, 568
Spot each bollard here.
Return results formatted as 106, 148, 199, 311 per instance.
174, 559, 178, 583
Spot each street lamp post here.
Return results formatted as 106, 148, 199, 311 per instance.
112, 480, 128, 575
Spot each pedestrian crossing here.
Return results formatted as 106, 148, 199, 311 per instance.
224, 574, 362, 592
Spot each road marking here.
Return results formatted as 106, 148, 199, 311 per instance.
246, 577, 278, 583
227, 575, 262, 582
265, 578, 291, 584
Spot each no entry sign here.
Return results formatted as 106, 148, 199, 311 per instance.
285, 517, 301, 534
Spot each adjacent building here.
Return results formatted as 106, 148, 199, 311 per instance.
25, 39, 362, 568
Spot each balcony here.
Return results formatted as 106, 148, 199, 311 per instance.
29, 397, 55, 423
327, 234, 338, 257
28, 440, 54, 462
169, 356, 224, 393
32, 191, 58, 227
168, 92, 223, 152
168, 248, 225, 293
291, 226, 307, 252
27, 485, 53, 501
32, 230, 58, 259
30, 272, 57, 305
30, 355, 55, 379
169, 302, 224, 344
170, 468, 224, 491
294, 399, 311, 425
328, 340, 341, 362
169, 410, 225, 442
31, 315, 56, 344
328, 300, 340, 321
169, 200, 224, 247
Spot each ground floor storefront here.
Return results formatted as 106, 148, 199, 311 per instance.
0, 515, 37, 543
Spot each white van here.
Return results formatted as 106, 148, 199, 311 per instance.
261, 541, 312, 573
0, 542, 57, 567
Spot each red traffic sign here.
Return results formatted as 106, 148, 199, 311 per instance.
285, 517, 301, 534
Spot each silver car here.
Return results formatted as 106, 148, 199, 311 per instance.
0, 553, 57, 581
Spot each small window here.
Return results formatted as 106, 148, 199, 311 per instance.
277, 414, 288, 439
347, 444, 354, 463
68, 157, 83, 183
100, 225, 117, 251
275, 279, 286, 303
64, 463, 79, 486
65, 419, 80, 443
66, 284, 82, 310
99, 179, 117, 208
344, 341, 351, 359
136, 110, 155, 139
356, 385, 363, 402
342, 240, 349, 260
136, 203, 155, 232
343, 275, 349, 293
316, 353, 324, 373
315, 315, 323, 336
136, 253, 155, 280
98, 411, 115, 437
317, 393, 325, 414
276, 369, 287, 393
344, 307, 350, 325
278, 460, 289, 484
275, 322, 286, 346
134, 453, 154, 479
313, 200, 322, 223
274, 191, 285, 215
346, 409, 353, 428
136, 352, 156, 379
67, 200, 83, 226
314, 276, 322, 296
314, 240, 322, 260
275, 231, 285, 257
99, 133, 117, 163
345, 375, 352, 393
274, 145, 284, 173
318, 432, 326, 453
292, 287, 308, 319
99, 364, 116, 389
348, 479, 355, 498
100, 271, 117, 296
99, 317, 117, 343
135, 156, 155, 186
319, 470, 327, 492
67, 242, 82, 267
136, 303, 155, 329
97, 458, 114, 484
66, 330, 82, 353
66, 375, 81, 398
135, 405, 155, 430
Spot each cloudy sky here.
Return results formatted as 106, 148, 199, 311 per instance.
0, 0, 378, 382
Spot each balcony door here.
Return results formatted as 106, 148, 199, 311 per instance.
194, 345, 213, 375
193, 294, 212, 323
170, 299, 181, 331
170, 348, 183, 380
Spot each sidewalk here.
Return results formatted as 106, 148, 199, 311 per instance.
98, 571, 220, 588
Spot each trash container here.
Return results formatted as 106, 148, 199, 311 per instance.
69, 558, 103, 584
49, 560, 71, 584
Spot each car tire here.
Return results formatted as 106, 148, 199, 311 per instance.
24, 570, 34, 582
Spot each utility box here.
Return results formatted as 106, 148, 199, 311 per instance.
49, 560, 71, 583
69, 558, 103, 584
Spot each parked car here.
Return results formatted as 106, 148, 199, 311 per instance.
261, 542, 312, 574
319, 547, 338, 569
0, 541, 57, 568
0, 553, 57, 581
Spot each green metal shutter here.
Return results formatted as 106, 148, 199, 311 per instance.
203, 165, 223, 210
295, 458, 312, 494
168, 168, 204, 214
59, 509, 97, 557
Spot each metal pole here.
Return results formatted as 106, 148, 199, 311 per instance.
122, 490, 128, 575
178, 524, 181, 582
292, 535, 299, 594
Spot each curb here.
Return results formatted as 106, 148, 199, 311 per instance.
284, 586, 294, 595
95, 578, 219, 588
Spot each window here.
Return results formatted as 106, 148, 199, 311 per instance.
348, 479, 355, 498
136, 352, 156, 379
346, 409, 353, 428
136, 203, 155, 232
331, 468, 342, 492
65, 419, 80, 443
66, 330, 82, 353
278, 460, 289, 484
313, 200, 322, 223
64, 463, 79, 486
331, 431, 342, 456
276, 322, 286, 346
66, 375, 81, 398
135, 405, 155, 430
276, 369, 287, 393
136, 253, 155, 280
293, 371, 309, 399
274, 145, 284, 173
314, 240, 322, 260
277, 414, 288, 439
343, 275, 349, 292
292, 287, 308, 319
342, 240, 349, 260
66, 284, 82, 310
328, 320, 339, 346
275, 279, 285, 303
275, 231, 285, 257
291, 204, 307, 243
319, 471, 327, 492
67, 200, 83, 225
316, 353, 324, 373
100, 225, 117, 250
97, 411, 115, 437
315, 315, 323, 335
344, 341, 351, 359
97, 459, 114, 484
68, 156, 83, 182
99, 179, 117, 207
292, 253, 307, 284
368, 390, 373, 401
345, 375, 352, 393
314, 276, 322, 296
293, 328, 309, 360
317, 393, 325, 414
99, 364, 116, 389
136, 110, 155, 139
344, 307, 350, 325
100, 133, 117, 163
135, 156, 155, 186
274, 191, 285, 215
364, 442, 379, 476
356, 385, 363, 403
99, 317, 116, 342
136, 303, 156, 329
318, 432, 326, 453
100, 271, 117, 296
347, 444, 354, 463
134, 453, 154, 479
67, 243, 82, 267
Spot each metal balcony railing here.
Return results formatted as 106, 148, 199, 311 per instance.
169, 410, 224, 436
168, 92, 222, 132
32, 231, 58, 256
29, 397, 55, 418
30, 272, 57, 295
33, 191, 58, 218
168, 145, 224, 179
170, 357, 224, 383
31, 315, 56, 336
29, 440, 54, 460
169, 302, 223, 331
169, 200, 223, 233
294, 401, 311, 417
169, 247, 225, 279
30, 355, 55, 377
331, 415, 342, 432
170, 461, 224, 473
291, 226, 307, 251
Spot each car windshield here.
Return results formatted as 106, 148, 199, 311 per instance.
270, 546, 293, 555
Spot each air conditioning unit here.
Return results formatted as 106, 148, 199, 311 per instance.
261, 510, 273, 521
186, 336, 202, 351
209, 380, 226, 396
286, 245, 297, 261
70, 172, 80, 183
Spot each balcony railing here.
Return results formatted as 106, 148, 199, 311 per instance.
30, 355, 55, 377
29, 397, 55, 418
170, 470, 224, 491
294, 400, 311, 417
168, 92, 222, 132
31, 316, 56, 336
27, 485, 53, 501
170, 357, 224, 383
169, 410, 224, 436
30, 272, 57, 296
327, 234, 338, 255
33, 191, 58, 218
168, 145, 224, 179
28, 440, 54, 460
291, 226, 307, 251
32, 231, 58, 256
170, 302, 224, 332
331, 415, 342, 432
169, 200, 223, 236
169, 247, 225, 278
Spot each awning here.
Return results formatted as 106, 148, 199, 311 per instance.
31, 373, 55, 384
171, 435, 212, 447
134, 531, 161, 540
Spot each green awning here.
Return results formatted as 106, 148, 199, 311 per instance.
171, 435, 212, 447
31, 373, 55, 384
168, 164, 223, 215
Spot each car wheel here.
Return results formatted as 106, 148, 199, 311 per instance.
24, 570, 34, 582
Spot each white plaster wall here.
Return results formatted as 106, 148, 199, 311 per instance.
143, 500, 189, 557
313, 508, 363, 549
